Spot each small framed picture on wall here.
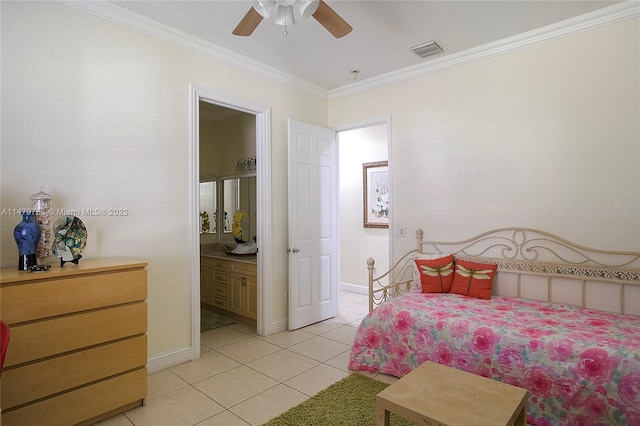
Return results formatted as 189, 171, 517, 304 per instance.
363, 161, 389, 228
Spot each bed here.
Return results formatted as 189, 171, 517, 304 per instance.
348, 228, 640, 426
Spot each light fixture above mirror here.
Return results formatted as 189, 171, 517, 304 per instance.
236, 157, 257, 172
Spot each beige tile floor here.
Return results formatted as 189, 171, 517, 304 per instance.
97, 291, 393, 426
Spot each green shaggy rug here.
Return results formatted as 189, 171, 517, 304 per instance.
262, 373, 418, 426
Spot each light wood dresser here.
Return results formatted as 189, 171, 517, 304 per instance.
0, 258, 148, 426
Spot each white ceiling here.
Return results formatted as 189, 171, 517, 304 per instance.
107, 0, 622, 91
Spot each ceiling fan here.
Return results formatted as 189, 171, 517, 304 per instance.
233, 0, 352, 38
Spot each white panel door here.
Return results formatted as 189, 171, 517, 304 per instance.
288, 119, 338, 330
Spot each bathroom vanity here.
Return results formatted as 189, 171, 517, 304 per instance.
201, 253, 257, 323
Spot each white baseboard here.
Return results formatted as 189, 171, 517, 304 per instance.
146, 346, 193, 374
147, 319, 291, 374
269, 319, 288, 334
340, 282, 368, 295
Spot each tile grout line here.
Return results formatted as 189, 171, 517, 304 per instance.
118, 293, 370, 426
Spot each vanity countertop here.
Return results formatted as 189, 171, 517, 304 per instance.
201, 252, 257, 265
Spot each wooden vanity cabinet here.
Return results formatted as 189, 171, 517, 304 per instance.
201, 256, 256, 321
0, 258, 148, 426
200, 258, 215, 306
201, 256, 230, 310
229, 261, 257, 320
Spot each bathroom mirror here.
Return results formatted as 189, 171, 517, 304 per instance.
221, 175, 256, 243
199, 180, 216, 234
200, 175, 256, 242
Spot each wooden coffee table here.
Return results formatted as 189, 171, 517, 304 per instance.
375, 361, 528, 426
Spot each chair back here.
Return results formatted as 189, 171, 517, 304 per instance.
1, 320, 10, 377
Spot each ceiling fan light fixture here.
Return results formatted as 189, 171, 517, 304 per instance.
252, 0, 276, 18
234, 0, 350, 38
275, 5, 295, 25
297, 0, 320, 19
410, 40, 444, 59
254, 0, 320, 26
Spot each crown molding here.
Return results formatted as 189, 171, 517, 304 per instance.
58, 1, 638, 102
328, 1, 640, 100
57, 0, 328, 99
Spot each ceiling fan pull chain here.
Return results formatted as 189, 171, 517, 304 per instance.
283, 6, 289, 35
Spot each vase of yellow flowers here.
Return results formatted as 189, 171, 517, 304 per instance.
199, 211, 210, 233
232, 210, 246, 243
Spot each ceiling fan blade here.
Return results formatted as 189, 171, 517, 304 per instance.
232, 7, 264, 36
312, 0, 352, 38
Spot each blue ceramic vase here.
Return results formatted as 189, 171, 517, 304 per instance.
14, 211, 41, 270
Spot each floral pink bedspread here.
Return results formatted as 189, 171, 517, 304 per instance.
348, 293, 640, 426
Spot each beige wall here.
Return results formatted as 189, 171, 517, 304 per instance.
330, 17, 640, 259
339, 124, 389, 291
0, 1, 327, 358
200, 113, 256, 179
199, 118, 221, 180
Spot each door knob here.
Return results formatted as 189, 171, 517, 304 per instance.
289, 248, 300, 253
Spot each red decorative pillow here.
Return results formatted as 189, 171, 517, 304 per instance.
414, 254, 455, 293
412, 253, 452, 290
450, 259, 497, 300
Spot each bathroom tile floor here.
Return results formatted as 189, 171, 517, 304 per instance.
97, 291, 395, 426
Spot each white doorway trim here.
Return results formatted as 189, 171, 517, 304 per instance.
189, 85, 272, 360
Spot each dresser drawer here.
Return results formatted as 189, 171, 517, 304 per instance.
1, 368, 147, 426
212, 270, 229, 284
1, 269, 147, 324
211, 296, 229, 310
2, 335, 147, 410
4, 302, 146, 367
202, 256, 229, 271
211, 258, 229, 271
201, 256, 215, 268
230, 261, 256, 276
213, 281, 229, 296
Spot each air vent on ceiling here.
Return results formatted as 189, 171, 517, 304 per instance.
410, 41, 443, 59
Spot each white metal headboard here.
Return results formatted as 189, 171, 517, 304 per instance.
367, 228, 640, 314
